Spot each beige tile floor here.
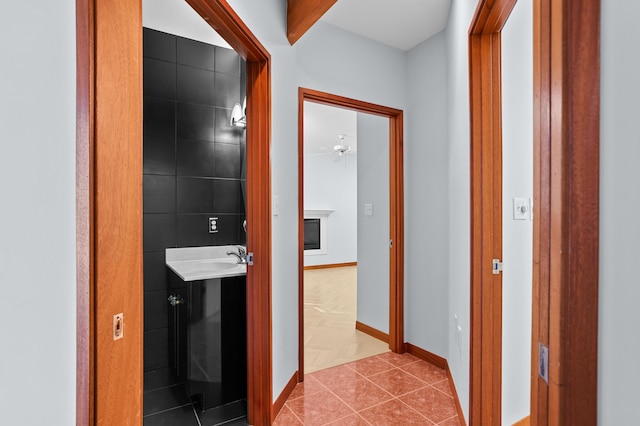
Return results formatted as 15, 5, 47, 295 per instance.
304, 266, 389, 374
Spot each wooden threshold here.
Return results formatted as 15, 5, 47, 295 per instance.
303, 262, 357, 270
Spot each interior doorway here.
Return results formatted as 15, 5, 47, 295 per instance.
297, 88, 405, 379
77, 1, 273, 425
302, 101, 390, 374
467, 0, 600, 424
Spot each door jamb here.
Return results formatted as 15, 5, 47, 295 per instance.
76, 0, 273, 424
297, 88, 405, 378
468, 0, 600, 424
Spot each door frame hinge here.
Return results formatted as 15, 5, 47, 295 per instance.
492, 258, 503, 274
246, 252, 254, 266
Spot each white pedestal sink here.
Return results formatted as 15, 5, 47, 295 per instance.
165, 245, 247, 281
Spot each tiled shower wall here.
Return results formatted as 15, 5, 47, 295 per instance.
142, 28, 246, 389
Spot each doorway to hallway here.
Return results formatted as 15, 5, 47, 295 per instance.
297, 88, 405, 379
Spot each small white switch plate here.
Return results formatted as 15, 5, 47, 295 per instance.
273, 195, 279, 216
513, 197, 530, 220
364, 203, 373, 216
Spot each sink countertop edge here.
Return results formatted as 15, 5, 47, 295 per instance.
165, 245, 247, 281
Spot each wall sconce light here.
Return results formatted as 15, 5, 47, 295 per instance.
230, 96, 247, 128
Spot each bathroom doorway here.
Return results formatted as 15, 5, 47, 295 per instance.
77, 1, 272, 425
297, 88, 405, 378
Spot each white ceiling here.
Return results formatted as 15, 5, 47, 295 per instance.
320, 0, 452, 51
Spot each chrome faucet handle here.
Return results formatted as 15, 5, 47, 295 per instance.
238, 246, 246, 256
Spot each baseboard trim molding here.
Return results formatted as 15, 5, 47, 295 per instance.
355, 321, 389, 343
271, 370, 299, 422
513, 416, 530, 426
403, 342, 447, 370
304, 262, 357, 270
403, 342, 467, 426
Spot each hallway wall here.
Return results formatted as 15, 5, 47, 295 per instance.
444, 0, 478, 420
356, 113, 390, 334
0, 1, 77, 424
599, 1, 640, 423
405, 31, 450, 358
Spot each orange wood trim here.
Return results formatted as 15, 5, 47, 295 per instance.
470, 0, 518, 34
531, 0, 550, 422
93, 0, 144, 424
533, 0, 601, 424
76, 0, 94, 424
184, 3, 273, 424
271, 371, 299, 422
298, 87, 405, 379
186, 0, 270, 62
287, 0, 337, 45
446, 362, 468, 426
298, 86, 306, 382
355, 321, 389, 344
512, 416, 531, 426
389, 109, 405, 353
301, 88, 404, 117
468, 1, 516, 425
303, 262, 357, 270
403, 343, 447, 370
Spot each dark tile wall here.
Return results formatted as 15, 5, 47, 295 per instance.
143, 27, 247, 389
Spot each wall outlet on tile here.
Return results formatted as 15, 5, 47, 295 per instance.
209, 217, 218, 233
364, 203, 373, 216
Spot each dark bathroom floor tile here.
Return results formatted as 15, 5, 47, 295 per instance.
144, 368, 181, 393
216, 417, 249, 426
196, 399, 247, 426
144, 384, 191, 416
143, 404, 199, 426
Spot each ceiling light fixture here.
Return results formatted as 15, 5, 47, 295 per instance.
333, 134, 350, 156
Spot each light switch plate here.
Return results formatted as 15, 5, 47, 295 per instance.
364, 203, 373, 216
513, 197, 530, 220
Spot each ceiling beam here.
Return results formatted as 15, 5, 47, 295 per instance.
287, 0, 337, 45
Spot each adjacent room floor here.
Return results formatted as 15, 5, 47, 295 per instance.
304, 266, 390, 373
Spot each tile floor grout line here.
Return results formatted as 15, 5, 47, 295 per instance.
283, 401, 308, 426
191, 403, 203, 426
143, 401, 194, 418
437, 413, 461, 425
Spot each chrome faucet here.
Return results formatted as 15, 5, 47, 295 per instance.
226, 246, 247, 264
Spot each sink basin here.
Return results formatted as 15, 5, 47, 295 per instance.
179, 259, 238, 275
165, 246, 247, 281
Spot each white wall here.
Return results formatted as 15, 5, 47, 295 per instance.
445, 0, 478, 421
304, 152, 358, 266
501, 1, 533, 423
405, 31, 450, 358
356, 113, 390, 333
0, 1, 76, 425
599, 1, 640, 424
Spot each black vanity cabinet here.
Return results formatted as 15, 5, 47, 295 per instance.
169, 273, 247, 411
